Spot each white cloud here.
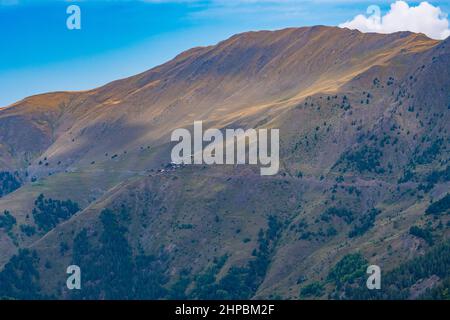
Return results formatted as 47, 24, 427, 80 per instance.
339, 1, 450, 40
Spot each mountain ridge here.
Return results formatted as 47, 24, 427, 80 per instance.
0, 26, 448, 300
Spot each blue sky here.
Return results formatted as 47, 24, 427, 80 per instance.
1, 0, 449, 106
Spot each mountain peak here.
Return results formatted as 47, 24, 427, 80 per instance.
0, 25, 441, 174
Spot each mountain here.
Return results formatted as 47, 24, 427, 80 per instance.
0, 26, 449, 300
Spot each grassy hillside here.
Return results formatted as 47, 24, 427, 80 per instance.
0, 26, 448, 299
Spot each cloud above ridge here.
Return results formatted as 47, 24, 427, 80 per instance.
339, 1, 450, 40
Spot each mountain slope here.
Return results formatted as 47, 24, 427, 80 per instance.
0, 26, 449, 300
0, 27, 439, 176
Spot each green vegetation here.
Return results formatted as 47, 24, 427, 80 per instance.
300, 281, 324, 298
409, 226, 434, 246
326, 226, 337, 237
415, 138, 444, 165
208, 215, 283, 299
420, 278, 450, 300
170, 215, 284, 300
321, 207, 355, 224
426, 194, 450, 216
20, 224, 36, 237
0, 208, 286, 300
167, 270, 191, 300
70, 208, 168, 299
0, 210, 16, 232
386, 77, 394, 86
427, 166, 450, 183
0, 171, 21, 198
421, 166, 450, 192
340, 96, 352, 111
399, 168, 415, 183
327, 253, 368, 288
32, 194, 80, 232
340, 241, 450, 300
189, 255, 228, 299
338, 145, 384, 174
349, 208, 381, 238
0, 249, 43, 299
